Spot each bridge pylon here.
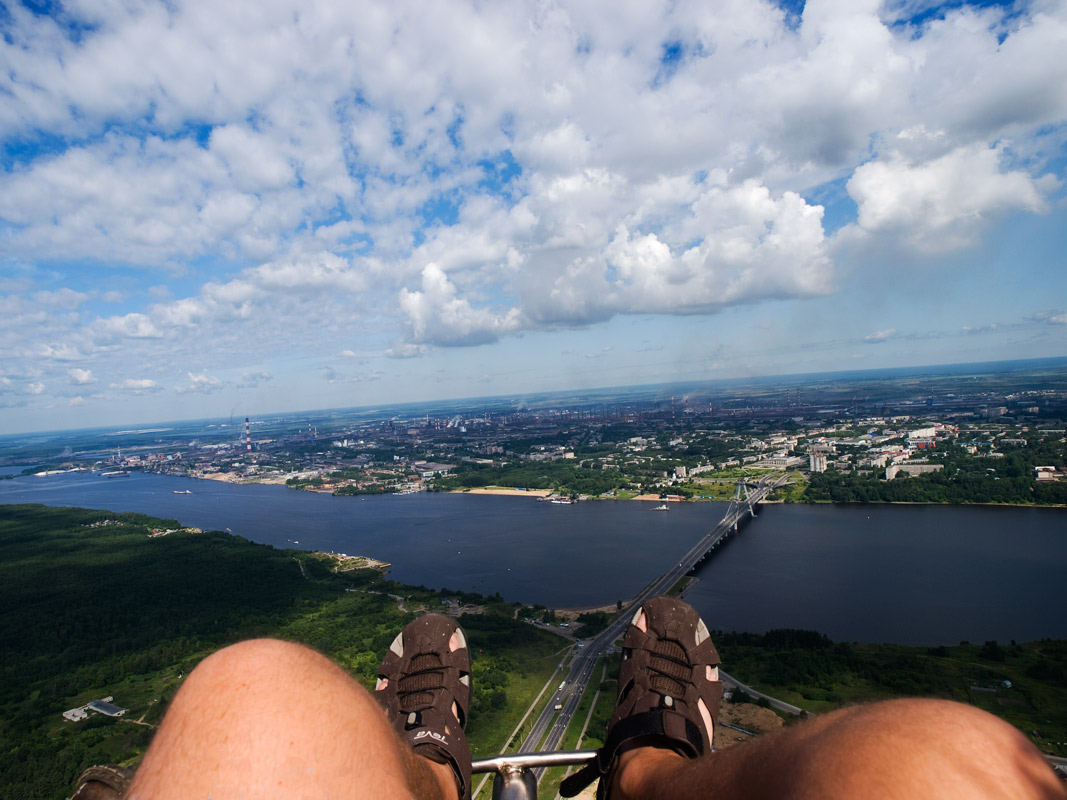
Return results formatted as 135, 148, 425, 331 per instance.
731, 479, 757, 530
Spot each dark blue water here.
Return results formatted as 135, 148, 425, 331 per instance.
682, 503, 1067, 645
2, 472, 1065, 645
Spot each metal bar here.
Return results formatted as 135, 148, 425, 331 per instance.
472, 749, 597, 774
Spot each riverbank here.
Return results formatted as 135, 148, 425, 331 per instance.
181, 471, 1067, 507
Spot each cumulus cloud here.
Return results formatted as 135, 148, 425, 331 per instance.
847, 144, 1053, 250
40, 343, 86, 362
68, 368, 97, 385
385, 343, 428, 359
93, 313, 163, 342
176, 372, 224, 394
0, 0, 1064, 412
399, 264, 522, 346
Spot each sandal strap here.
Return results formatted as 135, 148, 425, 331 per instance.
559, 707, 704, 797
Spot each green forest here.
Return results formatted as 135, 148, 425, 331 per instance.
0, 504, 564, 800
717, 630, 1067, 752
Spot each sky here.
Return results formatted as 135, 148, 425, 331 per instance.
1, 0, 1066, 434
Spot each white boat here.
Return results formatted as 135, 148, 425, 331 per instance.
652, 504, 669, 511
172, 490, 192, 494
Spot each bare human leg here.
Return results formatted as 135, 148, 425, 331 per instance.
611, 698, 1065, 800
127, 638, 457, 800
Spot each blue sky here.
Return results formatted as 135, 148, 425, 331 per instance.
1, 0, 1065, 434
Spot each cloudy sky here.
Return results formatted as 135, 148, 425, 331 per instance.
1, 0, 1065, 434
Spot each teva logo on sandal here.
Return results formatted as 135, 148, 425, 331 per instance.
414, 730, 449, 746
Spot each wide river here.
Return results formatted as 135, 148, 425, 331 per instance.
2, 471, 1065, 645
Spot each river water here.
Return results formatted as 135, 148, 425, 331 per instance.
2, 471, 1065, 645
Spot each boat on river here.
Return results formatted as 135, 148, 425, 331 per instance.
652, 504, 669, 511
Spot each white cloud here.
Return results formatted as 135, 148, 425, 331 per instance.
93, 313, 163, 342
847, 144, 1052, 250
68, 368, 97, 385
27, 382, 45, 395
399, 263, 522, 346
40, 343, 86, 362
110, 378, 162, 394
385, 343, 428, 359
865, 329, 897, 343
176, 372, 224, 394
520, 178, 833, 328
0, 0, 1064, 426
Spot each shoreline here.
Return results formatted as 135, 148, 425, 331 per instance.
73, 470, 1067, 509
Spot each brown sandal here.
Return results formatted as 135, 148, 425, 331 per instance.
69, 765, 134, 800
375, 614, 473, 800
560, 596, 721, 798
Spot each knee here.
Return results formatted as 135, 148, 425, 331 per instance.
805, 699, 1061, 798
817, 698, 1028, 761
173, 638, 377, 723
185, 638, 329, 693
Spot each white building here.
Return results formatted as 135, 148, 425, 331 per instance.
809, 454, 827, 473
885, 463, 943, 480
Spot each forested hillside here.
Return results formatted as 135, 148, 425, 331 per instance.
0, 504, 562, 800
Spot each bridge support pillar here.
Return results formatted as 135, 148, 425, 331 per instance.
733, 480, 756, 519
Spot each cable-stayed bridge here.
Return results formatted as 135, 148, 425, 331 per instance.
516, 474, 788, 773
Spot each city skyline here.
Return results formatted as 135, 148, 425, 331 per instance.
2, 0, 1066, 435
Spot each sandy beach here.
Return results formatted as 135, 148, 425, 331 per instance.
458, 487, 554, 498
